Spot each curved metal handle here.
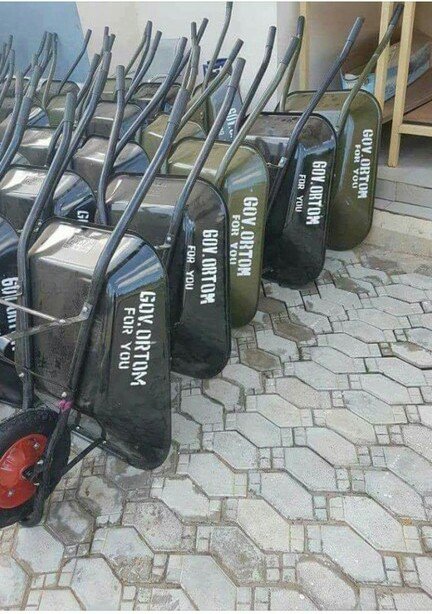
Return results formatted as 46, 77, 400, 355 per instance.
214, 35, 300, 188
179, 37, 243, 130
126, 28, 162, 102
116, 36, 187, 153
203, 1, 233, 88
235, 25, 276, 134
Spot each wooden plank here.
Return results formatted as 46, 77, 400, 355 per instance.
399, 122, 432, 137
382, 67, 432, 122
404, 100, 432, 125
388, 1, 416, 167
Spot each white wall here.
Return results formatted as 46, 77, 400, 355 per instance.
75, 1, 401, 94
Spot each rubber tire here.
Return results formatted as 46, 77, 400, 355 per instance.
0, 409, 71, 529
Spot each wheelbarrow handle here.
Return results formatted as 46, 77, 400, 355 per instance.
126, 29, 162, 103
203, 1, 234, 88
235, 25, 276, 135
58, 28, 92, 95
336, 4, 403, 131
179, 37, 243, 130
98, 64, 126, 225
215, 34, 300, 189
296, 15, 305, 38
116, 36, 187, 153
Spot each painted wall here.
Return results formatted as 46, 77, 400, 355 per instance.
0, 2, 89, 80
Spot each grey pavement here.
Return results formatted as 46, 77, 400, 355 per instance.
1, 245, 432, 610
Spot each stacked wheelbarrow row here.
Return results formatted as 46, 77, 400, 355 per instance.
0, 4, 404, 530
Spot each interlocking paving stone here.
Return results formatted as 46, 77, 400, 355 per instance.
320, 525, 386, 582
233, 412, 282, 448
368, 296, 423, 316
123, 501, 189, 551
203, 378, 242, 412
272, 376, 328, 408
284, 448, 337, 490
246, 394, 304, 427
402, 425, 432, 462
1, 245, 432, 611
269, 588, 317, 610
15, 526, 64, 573
235, 499, 295, 551
364, 470, 427, 520
179, 452, 247, 497
343, 390, 406, 424
392, 591, 432, 610
77, 475, 123, 524
383, 447, 432, 495
47, 501, 94, 546
305, 427, 358, 466
296, 558, 357, 610
65, 557, 122, 610
209, 527, 266, 583
318, 285, 362, 309
307, 346, 365, 373
380, 283, 427, 303
167, 555, 236, 610
172, 413, 201, 451
360, 373, 414, 404
304, 296, 347, 319
153, 477, 218, 522
317, 332, 380, 357
390, 341, 432, 369
366, 357, 428, 387
334, 496, 412, 552
210, 431, 258, 469
91, 527, 153, 583
407, 327, 432, 352
324, 410, 376, 444
260, 472, 314, 520
37, 588, 82, 610
0, 555, 28, 608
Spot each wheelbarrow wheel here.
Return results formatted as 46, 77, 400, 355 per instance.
0, 409, 71, 528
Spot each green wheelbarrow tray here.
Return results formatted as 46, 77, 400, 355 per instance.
39, 80, 81, 103
87, 100, 143, 138
284, 89, 382, 251
72, 136, 150, 195
140, 112, 205, 164
133, 82, 181, 111
168, 136, 269, 328
245, 112, 337, 288
100, 76, 134, 101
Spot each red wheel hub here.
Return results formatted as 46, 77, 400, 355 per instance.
0, 434, 47, 509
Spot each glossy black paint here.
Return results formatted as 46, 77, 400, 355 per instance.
27, 219, 171, 469
106, 174, 230, 378
0, 217, 22, 406
72, 136, 149, 194
0, 166, 96, 231
246, 113, 337, 288
87, 102, 143, 139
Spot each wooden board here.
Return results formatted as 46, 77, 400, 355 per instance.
383, 67, 432, 123
404, 99, 432, 125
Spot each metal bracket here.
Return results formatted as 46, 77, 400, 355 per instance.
0, 302, 92, 349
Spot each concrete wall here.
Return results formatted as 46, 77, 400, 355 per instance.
0, 2, 89, 79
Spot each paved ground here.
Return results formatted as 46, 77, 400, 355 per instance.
1, 245, 432, 611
